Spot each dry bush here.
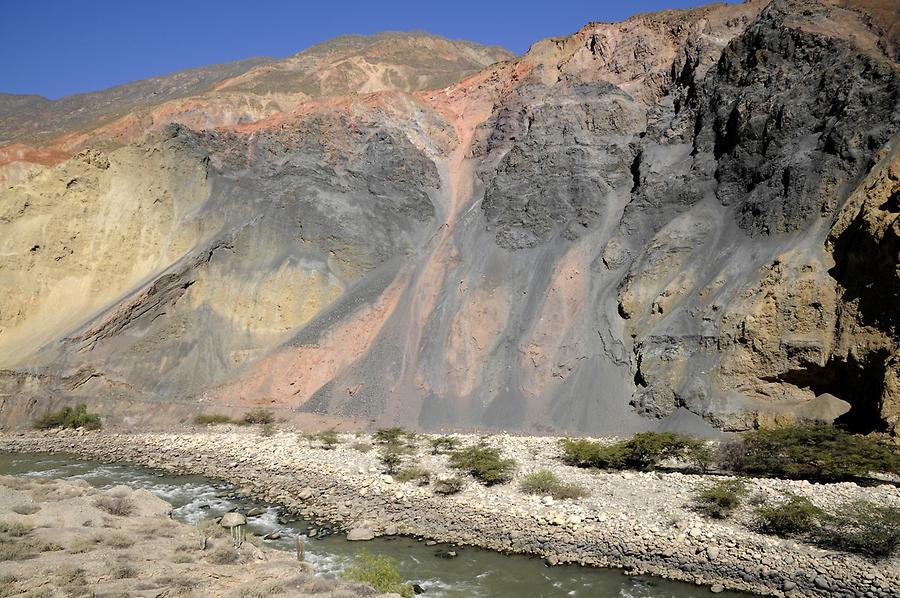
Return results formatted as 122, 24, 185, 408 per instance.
94, 495, 135, 517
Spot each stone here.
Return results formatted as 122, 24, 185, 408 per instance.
814, 576, 830, 590
706, 546, 720, 560
782, 580, 797, 592
298, 487, 313, 500
710, 584, 725, 593
246, 507, 265, 517
219, 512, 247, 528
346, 527, 375, 541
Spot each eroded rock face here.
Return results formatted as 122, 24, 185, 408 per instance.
0, 1, 897, 434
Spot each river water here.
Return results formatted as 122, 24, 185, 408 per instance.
0, 451, 752, 598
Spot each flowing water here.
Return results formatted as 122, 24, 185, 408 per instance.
0, 451, 753, 598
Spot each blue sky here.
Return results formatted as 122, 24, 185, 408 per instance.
1, 0, 733, 99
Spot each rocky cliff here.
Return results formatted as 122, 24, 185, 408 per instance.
0, 1, 897, 435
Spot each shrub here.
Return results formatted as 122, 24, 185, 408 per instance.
379, 449, 403, 475
694, 479, 748, 519
207, 546, 241, 565
342, 550, 413, 597
94, 495, 134, 517
813, 501, 900, 557
754, 493, 824, 537
350, 442, 373, 453
193, 414, 232, 426
32, 403, 101, 431
111, 563, 137, 579
0, 521, 32, 538
260, 423, 276, 437
519, 469, 588, 500
449, 444, 516, 485
373, 427, 415, 444
734, 425, 899, 482
242, 408, 275, 425
429, 436, 460, 454
315, 429, 340, 449
432, 476, 464, 495
686, 442, 716, 473
394, 467, 431, 486
560, 432, 703, 471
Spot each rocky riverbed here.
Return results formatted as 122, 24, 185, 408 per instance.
1, 429, 897, 597
0, 473, 387, 597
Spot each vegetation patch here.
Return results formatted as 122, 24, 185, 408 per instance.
94, 495, 134, 517
241, 409, 275, 425
560, 432, 703, 471
32, 403, 101, 431
519, 469, 588, 500
449, 443, 516, 485
432, 476, 464, 495
193, 414, 232, 426
732, 425, 899, 482
350, 441, 373, 453
373, 427, 416, 445
429, 436, 460, 454
813, 500, 900, 558
313, 429, 340, 449
754, 493, 823, 537
694, 479, 748, 519
342, 550, 413, 597
394, 467, 431, 486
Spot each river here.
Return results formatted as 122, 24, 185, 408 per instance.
0, 451, 752, 598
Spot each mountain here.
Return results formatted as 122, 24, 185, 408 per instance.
0, 1, 897, 436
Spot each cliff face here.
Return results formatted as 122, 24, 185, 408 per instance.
0, 1, 897, 435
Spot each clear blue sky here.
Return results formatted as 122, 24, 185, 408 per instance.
1, 0, 735, 99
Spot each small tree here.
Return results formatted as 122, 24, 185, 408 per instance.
429, 436, 460, 454
813, 501, 900, 557
316, 429, 340, 449
380, 450, 403, 475
449, 443, 516, 485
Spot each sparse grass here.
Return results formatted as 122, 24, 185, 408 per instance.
206, 546, 241, 565
242, 408, 275, 425
394, 466, 431, 486
0, 575, 17, 598
68, 535, 104, 554
32, 403, 101, 431
694, 479, 748, 519
94, 495, 134, 516
11, 504, 39, 515
379, 449, 403, 475
55, 565, 85, 586
449, 443, 516, 486
260, 423, 277, 437
193, 414, 232, 426
754, 493, 824, 537
342, 550, 413, 597
733, 425, 900, 482
560, 432, 704, 471
105, 533, 135, 549
429, 436, 460, 454
350, 441, 373, 453
813, 500, 900, 557
519, 469, 588, 500
240, 583, 285, 598
111, 563, 138, 579
0, 521, 33, 537
432, 476, 464, 495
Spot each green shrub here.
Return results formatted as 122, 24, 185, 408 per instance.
373, 427, 415, 444
734, 425, 899, 482
193, 414, 232, 426
754, 493, 824, 536
560, 432, 702, 471
694, 479, 748, 519
432, 476, 464, 495
0, 521, 32, 538
813, 501, 900, 557
314, 429, 340, 449
350, 442, 373, 453
429, 436, 460, 454
379, 449, 403, 475
32, 404, 101, 431
342, 550, 413, 597
686, 442, 716, 473
241, 408, 275, 425
394, 467, 431, 486
519, 469, 588, 500
449, 444, 516, 485
260, 423, 276, 437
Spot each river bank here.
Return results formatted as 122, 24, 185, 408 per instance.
1, 429, 897, 597
0, 473, 379, 597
